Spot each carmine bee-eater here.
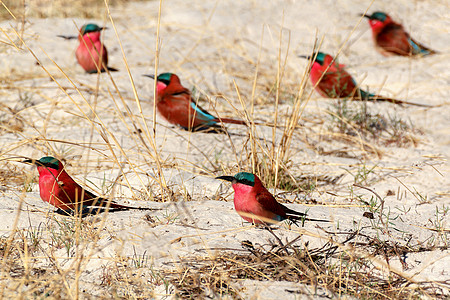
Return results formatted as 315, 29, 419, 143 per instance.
144, 73, 247, 133
24, 156, 149, 216
300, 52, 430, 107
216, 172, 328, 225
58, 23, 117, 73
362, 12, 437, 57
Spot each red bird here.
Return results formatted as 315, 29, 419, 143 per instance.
24, 156, 149, 216
144, 73, 247, 133
216, 172, 328, 225
59, 23, 117, 73
300, 52, 429, 107
362, 12, 437, 57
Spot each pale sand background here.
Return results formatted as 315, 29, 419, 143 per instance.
0, 0, 449, 298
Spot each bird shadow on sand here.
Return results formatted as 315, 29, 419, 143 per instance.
54, 206, 159, 218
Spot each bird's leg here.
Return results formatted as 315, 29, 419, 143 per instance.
263, 224, 290, 256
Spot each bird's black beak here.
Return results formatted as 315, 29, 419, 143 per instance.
298, 55, 311, 60
360, 13, 370, 19
216, 175, 235, 183
57, 35, 77, 40
23, 158, 42, 166
100, 27, 107, 31
143, 74, 155, 79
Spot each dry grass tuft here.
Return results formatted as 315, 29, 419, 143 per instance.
263, 167, 344, 194
0, 101, 28, 133
326, 99, 421, 148
163, 231, 449, 299
0, 161, 30, 187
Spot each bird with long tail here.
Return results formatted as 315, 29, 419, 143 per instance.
216, 172, 329, 225
362, 11, 437, 57
58, 23, 117, 73
300, 52, 431, 107
24, 156, 152, 217
144, 73, 247, 133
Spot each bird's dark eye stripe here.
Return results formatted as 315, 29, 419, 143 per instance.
238, 179, 255, 187
159, 79, 170, 85
43, 162, 59, 170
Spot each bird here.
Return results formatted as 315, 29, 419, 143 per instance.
216, 172, 328, 225
58, 23, 117, 73
300, 52, 430, 107
144, 73, 247, 133
362, 11, 437, 57
24, 156, 150, 216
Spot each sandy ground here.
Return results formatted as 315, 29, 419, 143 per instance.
0, 0, 449, 298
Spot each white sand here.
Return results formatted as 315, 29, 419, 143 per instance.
0, 0, 449, 298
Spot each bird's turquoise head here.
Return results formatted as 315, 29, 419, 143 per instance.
364, 12, 387, 22
156, 73, 174, 85
24, 156, 61, 170
80, 23, 104, 35
234, 172, 255, 186
312, 52, 326, 65
216, 172, 255, 186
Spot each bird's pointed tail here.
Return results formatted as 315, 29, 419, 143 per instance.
370, 96, 433, 107
214, 117, 247, 125
288, 214, 330, 223
409, 37, 438, 56
86, 196, 158, 211
281, 204, 330, 223
359, 90, 433, 107
55, 206, 158, 217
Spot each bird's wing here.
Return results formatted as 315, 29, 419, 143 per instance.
408, 37, 436, 55
377, 23, 412, 56
190, 101, 216, 122
80, 188, 105, 206
68, 184, 130, 209
161, 91, 218, 129
60, 179, 102, 206
319, 69, 358, 98
255, 191, 286, 220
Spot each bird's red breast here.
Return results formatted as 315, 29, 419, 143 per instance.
37, 165, 83, 210
76, 32, 108, 72
232, 175, 285, 224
